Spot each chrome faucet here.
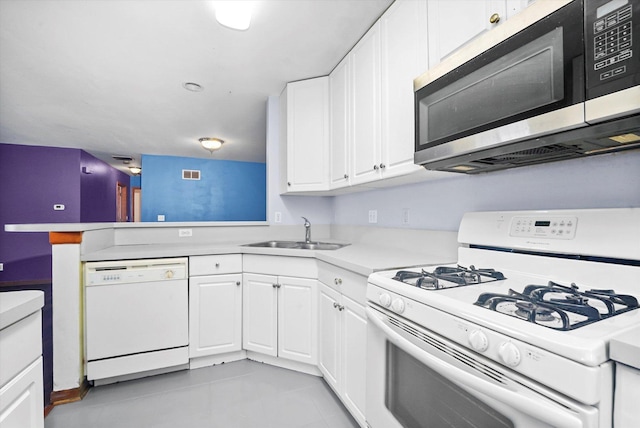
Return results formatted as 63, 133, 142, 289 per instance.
301, 217, 311, 243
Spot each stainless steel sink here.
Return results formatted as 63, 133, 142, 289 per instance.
243, 241, 348, 250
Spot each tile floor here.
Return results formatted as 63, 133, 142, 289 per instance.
45, 360, 360, 428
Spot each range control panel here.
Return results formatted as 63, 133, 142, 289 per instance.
509, 216, 578, 239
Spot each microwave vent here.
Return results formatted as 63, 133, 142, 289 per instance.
476, 144, 583, 165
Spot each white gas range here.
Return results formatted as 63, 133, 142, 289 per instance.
366, 208, 640, 428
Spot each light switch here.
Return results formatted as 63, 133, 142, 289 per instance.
53, 204, 65, 211
157, 214, 165, 222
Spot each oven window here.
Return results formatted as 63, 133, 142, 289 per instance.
385, 342, 514, 428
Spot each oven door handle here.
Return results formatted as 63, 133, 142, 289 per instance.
366, 308, 586, 428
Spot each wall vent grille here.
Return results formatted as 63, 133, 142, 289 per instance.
182, 170, 201, 180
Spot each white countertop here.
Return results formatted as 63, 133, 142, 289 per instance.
0, 291, 44, 330
610, 326, 640, 369
82, 242, 455, 277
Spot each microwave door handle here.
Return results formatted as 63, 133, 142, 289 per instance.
366, 308, 585, 428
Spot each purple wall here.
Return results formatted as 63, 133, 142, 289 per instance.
0, 144, 129, 282
80, 151, 130, 222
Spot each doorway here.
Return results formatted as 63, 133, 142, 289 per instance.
116, 182, 127, 222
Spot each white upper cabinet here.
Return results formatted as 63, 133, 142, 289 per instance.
350, 22, 382, 186
329, 56, 351, 189
280, 77, 330, 193
428, 0, 531, 68
380, 0, 428, 179
349, 0, 429, 186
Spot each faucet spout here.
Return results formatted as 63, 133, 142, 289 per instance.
301, 217, 311, 243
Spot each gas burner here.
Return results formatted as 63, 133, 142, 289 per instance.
475, 282, 640, 330
392, 265, 505, 290
515, 301, 556, 322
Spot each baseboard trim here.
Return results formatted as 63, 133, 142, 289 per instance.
50, 379, 90, 406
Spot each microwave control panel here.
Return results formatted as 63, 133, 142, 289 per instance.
585, 0, 639, 98
509, 216, 578, 240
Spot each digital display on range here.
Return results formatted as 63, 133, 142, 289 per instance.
535, 221, 551, 227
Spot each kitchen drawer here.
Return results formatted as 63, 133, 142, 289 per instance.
318, 261, 366, 305
243, 255, 317, 279
0, 311, 42, 389
190, 254, 242, 276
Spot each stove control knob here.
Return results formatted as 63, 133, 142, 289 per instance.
468, 329, 489, 352
498, 342, 521, 367
379, 293, 392, 308
391, 298, 406, 314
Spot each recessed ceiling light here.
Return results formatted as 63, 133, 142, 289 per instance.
183, 82, 204, 92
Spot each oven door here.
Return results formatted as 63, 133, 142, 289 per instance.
365, 305, 600, 428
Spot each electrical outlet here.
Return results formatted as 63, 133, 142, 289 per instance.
157, 214, 165, 222
368, 210, 378, 224
402, 208, 410, 225
178, 229, 192, 237
0, 263, 3, 272
53, 204, 65, 211
274, 212, 282, 223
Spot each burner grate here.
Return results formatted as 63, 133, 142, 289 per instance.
393, 265, 505, 290
475, 282, 639, 330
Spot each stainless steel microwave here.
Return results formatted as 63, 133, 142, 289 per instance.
414, 0, 640, 173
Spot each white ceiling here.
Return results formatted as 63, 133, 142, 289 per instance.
0, 0, 393, 173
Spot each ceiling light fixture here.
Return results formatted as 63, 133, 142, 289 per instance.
129, 166, 142, 175
213, 1, 253, 31
182, 82, 204, 92
199, 137, 225, 153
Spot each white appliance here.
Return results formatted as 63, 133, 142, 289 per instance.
366, 208, 640, 428
84, 258, 189, 383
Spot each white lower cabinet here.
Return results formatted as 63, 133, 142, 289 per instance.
318, 264, 368, 427
189, 274, 243, 358
0, 292, 44, 428
243, 273, 318, 366
188, 255, 243, 363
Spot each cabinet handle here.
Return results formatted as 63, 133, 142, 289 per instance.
236, 281, 241, 286
333, 302, 339, 308
333, 302, 345, 311
334, 278, 342, 285
344, 173, 349, 179
338, 304, 345, 311
273, 283, 278, 288
215, 263, 220, 268
489, 13, 500, 24
287, 182, 291, 186
379, 163, 386, 169
373, 165, 379, 171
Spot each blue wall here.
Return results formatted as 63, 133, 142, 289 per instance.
141, 154, 266, 222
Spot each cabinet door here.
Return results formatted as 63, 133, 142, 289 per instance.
283, 77, 330, 192
329, 56, 350, 189
189, 274, 242, 358
277, 276, 318, 365
380, 0, 427, 178
350, 22, 382, 185
318, 283, 342, 391
427, 0, 507, 68
341, 296, 367, 426
242, 273, 278, 357
0, 357, 44, 428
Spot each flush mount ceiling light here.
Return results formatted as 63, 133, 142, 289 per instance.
213, 1, 253, 31
129, 166, 142, 175
199, 137, 225, 153
182, 82, 204, 92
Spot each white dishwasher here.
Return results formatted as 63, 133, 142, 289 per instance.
84, 258, 189, 383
